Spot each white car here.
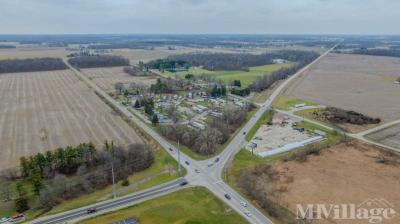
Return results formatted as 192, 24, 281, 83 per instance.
244, 211, 252, 217
0, 218, 10, 224
240, 200, 247, 207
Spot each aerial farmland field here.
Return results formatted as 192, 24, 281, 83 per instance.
367, 124, 400, 149
81, 66, 159, 92
0, 69, 143, 170
0, 46, 68, 60
285, 53, 400, 122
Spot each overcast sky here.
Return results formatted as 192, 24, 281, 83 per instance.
0, 0, 399, 34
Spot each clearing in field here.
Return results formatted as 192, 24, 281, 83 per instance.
285, 53, 400, 122
81, 66, 158, 92
367, 124, 400, 149
0, 69, 143, 170
79, 187, 247, 224
165, 63, 292, 88
269, 141, 400, 223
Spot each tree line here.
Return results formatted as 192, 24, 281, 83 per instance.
168, 50, 319, 71
250, 52, 319, 92
351, 48, 400, 58
0, 58, 67, 74
314, 107, 381, 125
237, 164, 304, 224
0, 44, 16, 49
15, 142, 154, 211
68, 55, 129, 68
145, 59, 188, 71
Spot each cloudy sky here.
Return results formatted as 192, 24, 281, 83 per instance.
0, 0, 399, 34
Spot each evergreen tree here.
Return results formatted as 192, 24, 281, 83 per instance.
152, 114, 159, 125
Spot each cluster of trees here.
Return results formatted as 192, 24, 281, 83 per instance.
68, 55, 129, 68
159, 105, 251, 155
134, 97, 155, 116
123, 64, 150, 76
233, 80, 241, 87
315, 107, 381, 125
0, 58, 67, 74
168, 50, 319, 71
250, 52, 319, 92
210, 84, 227, 97
231, 87, 250, 96
16, 142, 154, 211
237, 164, 301, 224
351, 48, 400, 58
145, 59, 188, 72
150, 78, 182, 94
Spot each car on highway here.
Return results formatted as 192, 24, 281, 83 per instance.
169, 147, 173, 152
185, 161, 190, 165
215, 157, 220, 162
208, 161, 213, 167
224, 194, 231, 200
0, 217, 10, 224
240, 200, 247, 207
243, 131, 246, 135
244, 211, 252, 217
195, 169, 200, 173
86, 208, 97, 214
180, 181, 188, 186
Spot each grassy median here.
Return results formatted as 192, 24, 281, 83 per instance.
79, 187, 248, 224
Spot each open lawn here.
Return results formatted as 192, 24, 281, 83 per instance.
273, 95, 317, 110
165, 63, 292, 87
80, 187, 248, 224
0, 70, 144, 170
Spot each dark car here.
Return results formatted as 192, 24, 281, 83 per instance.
243, 131, 246, 135
215, 157, 220, 163
169, 147, 173, 152
180, 181, 188, 186
185, 161, 190, 165
87, 208, 97, 214
224, 194, 231, 200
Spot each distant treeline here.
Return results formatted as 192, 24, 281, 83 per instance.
351, 48, 400, 58
0, 58, 67, 74
68, 55, 129, 68
250, 52, 319, 92
168, 50, 318, 71
146, 59, 188, 71
0, 44, 16, 49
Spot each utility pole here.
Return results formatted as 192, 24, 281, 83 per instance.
107, 140, 117, 199
177, 140, 182, 176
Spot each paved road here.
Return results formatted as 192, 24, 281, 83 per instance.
31, 179, 186, 224
31, 48, 337, 224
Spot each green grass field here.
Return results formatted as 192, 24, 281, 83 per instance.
273, 95, 317, 110
164, 63, 292, 88
79, 187, 248, 224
